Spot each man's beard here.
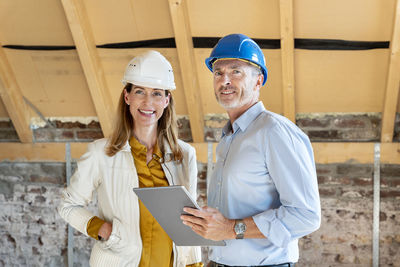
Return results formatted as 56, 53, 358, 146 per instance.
215, 85, 246, 110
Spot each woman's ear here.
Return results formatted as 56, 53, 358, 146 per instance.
124, 89, 130, 105
164, 92, 171, 108
164, 93, 170, 108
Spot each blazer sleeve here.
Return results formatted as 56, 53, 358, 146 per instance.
184, 144, 202, 264
58, 142, 102, 236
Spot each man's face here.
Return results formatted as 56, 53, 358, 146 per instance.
212, 59, 262, 113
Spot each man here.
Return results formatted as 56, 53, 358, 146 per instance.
181, 34, 321, 267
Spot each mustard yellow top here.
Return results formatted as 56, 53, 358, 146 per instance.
86, 136, 202, 267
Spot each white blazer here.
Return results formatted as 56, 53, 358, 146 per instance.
58, 138, 202, 267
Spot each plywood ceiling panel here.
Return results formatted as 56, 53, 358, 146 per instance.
98, 48, 188, 115
194, 49, 283, 115
294, 0, 396, 41
84, 0, 174, 44
295, 49, 389, 113
4, 49, 96, 117
0, 0, 73, 45
0, 98, 8, 117
397, 93, 400, 113
187, 0, 281, 38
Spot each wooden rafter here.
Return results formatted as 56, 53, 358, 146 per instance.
279, 0, 296, 122
61, 0, 114, 137
381, 0, 400, 142
0, 142, 399, 164
167, 0, 205, 142
0, 45, 32, 143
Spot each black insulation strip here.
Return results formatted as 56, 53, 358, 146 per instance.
295, 39, 389, 50
2, 38, 390, 51
3, 45, 76, 50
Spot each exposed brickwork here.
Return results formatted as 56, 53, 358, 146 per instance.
32, 120, 104, 142
394, 113, 400, 142
1, 113, 395, 143
204, 114, 229, 142
0, 161, 94, 266
203, 113, 382, 142
177, 116, 193, 142
1, 161, 399, 266
0, 160, 211, 266
298, 163, 400, 267
0, 119, 20, 142
296, 113, 381, 142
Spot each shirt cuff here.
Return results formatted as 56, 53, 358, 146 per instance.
253, 210, 291, 248
86, 216, 106, 240
186, 263, 204, 267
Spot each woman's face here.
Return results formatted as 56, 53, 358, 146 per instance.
124, 85, 170, 129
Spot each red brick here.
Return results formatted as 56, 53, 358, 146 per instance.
55, 121, 87, 129
61, 131, 74, 139
76, 130, 104, 140
333, 118, 366, 128
319, 187, 337, 197
381, 190, 400, 198
87, 121, 101, 129
353, 177, 372, 186
0, 130, 20, 141
0, 121, 13, 128
296, 118, 330, 128
307, 130, 339, 139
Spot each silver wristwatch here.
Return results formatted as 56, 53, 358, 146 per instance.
234, 219, 246, 239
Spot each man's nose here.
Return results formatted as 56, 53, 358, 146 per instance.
222, 73, 231, 85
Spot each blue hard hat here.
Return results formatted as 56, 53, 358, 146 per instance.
205, 34, 268, 85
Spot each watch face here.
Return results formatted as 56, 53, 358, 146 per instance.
234, 221, 246, 234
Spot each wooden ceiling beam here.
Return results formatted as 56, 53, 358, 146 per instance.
0, 45, 32, 143
0, 142, 399, 164
61, 0, 114, 137
381, 0, 400, 142
167, 0, 205, 142
279, 0, 296, 122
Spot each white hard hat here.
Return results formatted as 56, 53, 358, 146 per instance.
121, 50, 176, 90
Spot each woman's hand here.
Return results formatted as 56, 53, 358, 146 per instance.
98, 221, 113, 240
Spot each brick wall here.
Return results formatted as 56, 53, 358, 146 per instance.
1, 161, 399, 266
203, 113, 390, 142
394, 113, 400, 142
0, 162, 95, 266
299, 164, 400, 267
33, 120, 104, 142
1, 113, 399, 266
1, 113, 399, 143
0, 120, 19, 142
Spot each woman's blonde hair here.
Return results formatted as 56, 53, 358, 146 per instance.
106, 83, 183, 161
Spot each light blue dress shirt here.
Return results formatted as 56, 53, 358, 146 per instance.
208, 102, 321, 266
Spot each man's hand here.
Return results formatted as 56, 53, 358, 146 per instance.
98, 221, 112, 241
180, 206, 235, 241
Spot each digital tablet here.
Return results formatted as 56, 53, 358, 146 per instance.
133, 185, 226, 246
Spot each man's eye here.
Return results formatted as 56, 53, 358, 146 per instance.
233, 70, 241, 74
214, 71, 221, 76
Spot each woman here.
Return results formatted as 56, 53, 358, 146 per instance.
58, 50, 202, 267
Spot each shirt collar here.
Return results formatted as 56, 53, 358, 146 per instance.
128, 136, 163, 159
222, 101, 265, 137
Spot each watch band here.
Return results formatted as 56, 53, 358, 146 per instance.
234, 219, 246, 239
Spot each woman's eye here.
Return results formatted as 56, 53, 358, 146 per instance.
134, 90, 144, 95
153, 92, 163, 97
